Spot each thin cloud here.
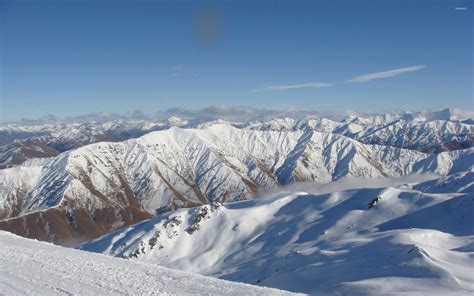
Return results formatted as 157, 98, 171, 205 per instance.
252, 82, 333, 92
171, 65, 184, 71
348, 65, 426, 82
169, 65, 185, 78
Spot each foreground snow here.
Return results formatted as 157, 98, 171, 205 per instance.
0, 231, 297, 296
81, 173, 474, 295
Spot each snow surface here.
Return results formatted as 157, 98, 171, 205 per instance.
0, 231, 297, 295
81, 173, 474, 295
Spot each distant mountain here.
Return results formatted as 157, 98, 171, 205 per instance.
80, 172, 474, 295
0, 122, 472, 246
0, 120, 170, 167
246, 117, 473, 153
1, 108, 472, 168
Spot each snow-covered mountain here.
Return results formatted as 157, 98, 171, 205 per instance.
0, 120, 171, 167
1, 108, 472, 168
0, 121, 473, 246
80, 172, 474, 295
0, 231, 296, 296
245, 116, 473, 153
0, 108, 472, 294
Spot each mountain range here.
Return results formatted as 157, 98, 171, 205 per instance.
0, 108, 472, 247
1, 108, 472, 168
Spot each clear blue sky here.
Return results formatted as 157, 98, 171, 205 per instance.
1, 0, 472, 121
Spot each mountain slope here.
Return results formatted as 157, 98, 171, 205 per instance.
247, 117, 473, 153
0, 231, 296, 296
0, 123, 472, 245
81, 173, 474, 295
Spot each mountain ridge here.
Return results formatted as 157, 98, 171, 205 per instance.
0, 122, 472, 245
1, 109, 472, 168
80, 172, 474, 294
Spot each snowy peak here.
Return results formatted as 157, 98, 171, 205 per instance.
167, 116, 189, 127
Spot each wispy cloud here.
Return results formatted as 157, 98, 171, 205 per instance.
348, 65, 426, 82
252, 82, 333, 92
169, 64, 185, 78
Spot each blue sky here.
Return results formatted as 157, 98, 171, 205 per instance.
1, 0, 472, 121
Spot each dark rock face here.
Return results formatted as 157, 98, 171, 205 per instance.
0, 206, 152, 247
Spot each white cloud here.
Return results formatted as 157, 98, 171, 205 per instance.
348, 65, 426, 82
252, 82, 333, 92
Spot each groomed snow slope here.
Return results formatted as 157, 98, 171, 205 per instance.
0, 231, 298, 296
81, 173, 474, 295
